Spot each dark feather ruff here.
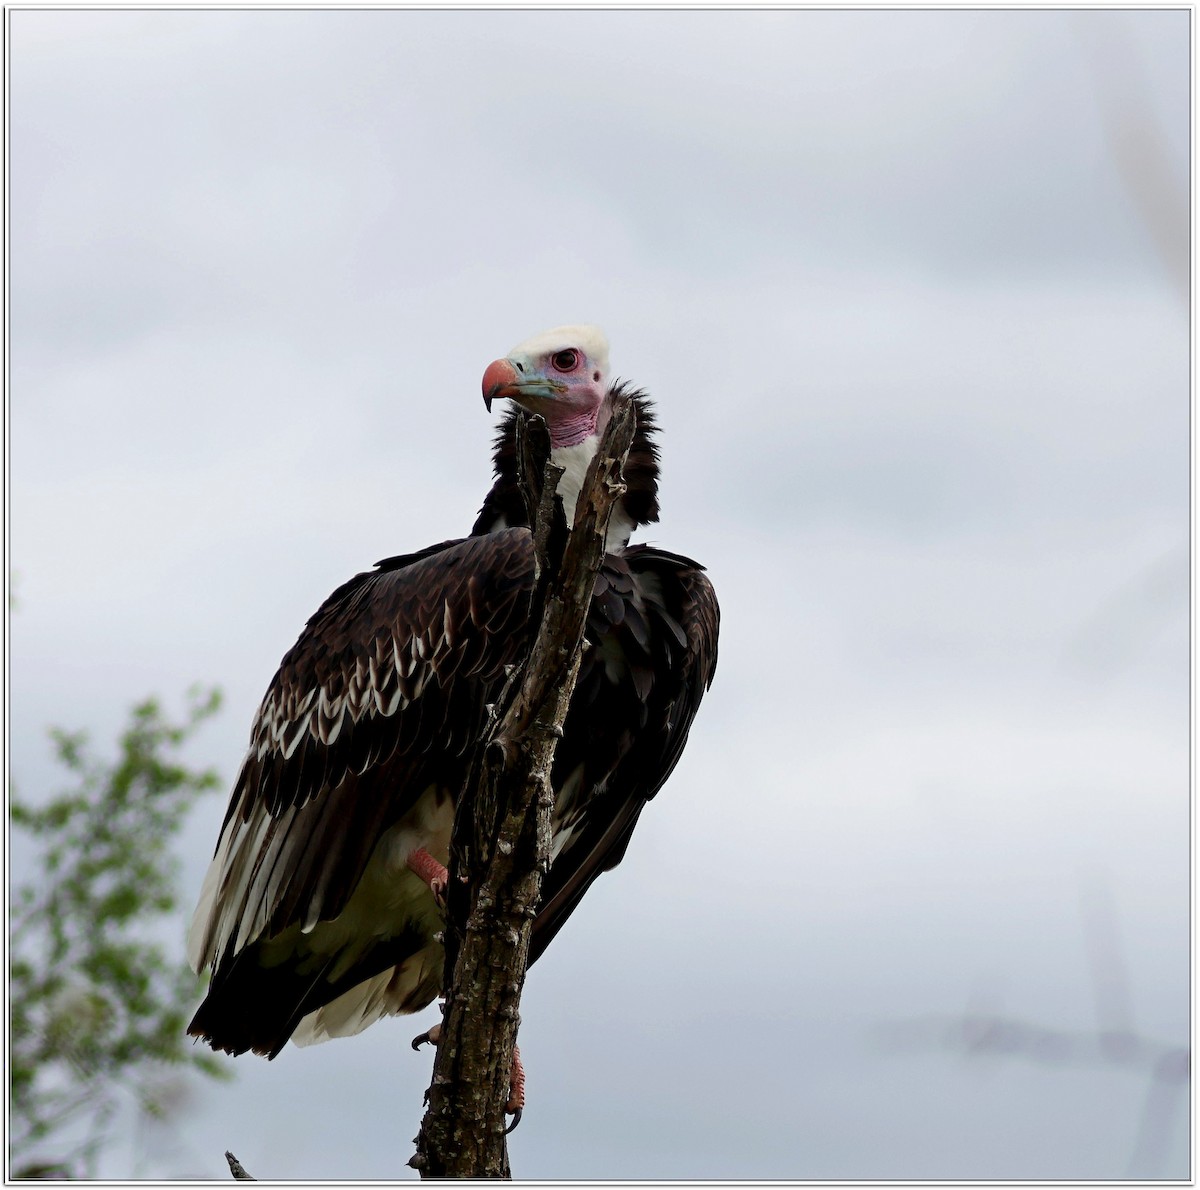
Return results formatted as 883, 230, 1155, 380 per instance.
471, 383, 661, 535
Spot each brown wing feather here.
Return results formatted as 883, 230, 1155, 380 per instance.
189, 528, 536, 973
529, 548, 719, 964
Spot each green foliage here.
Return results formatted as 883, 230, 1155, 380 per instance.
9, 686, 232, 1179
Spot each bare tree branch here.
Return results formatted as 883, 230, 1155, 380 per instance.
410, 396, 636, 1178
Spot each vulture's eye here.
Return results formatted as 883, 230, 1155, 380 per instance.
551, 349, 579, 372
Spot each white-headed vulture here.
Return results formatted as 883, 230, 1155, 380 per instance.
187, 325, 719, 1070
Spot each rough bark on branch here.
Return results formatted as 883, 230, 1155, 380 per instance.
410, 395, 636, 1178
225, 1150, 255, 1180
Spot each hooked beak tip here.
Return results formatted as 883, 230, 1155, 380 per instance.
482, 358, 519, 414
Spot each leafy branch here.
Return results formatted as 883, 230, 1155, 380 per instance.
10, 686, 232, 1179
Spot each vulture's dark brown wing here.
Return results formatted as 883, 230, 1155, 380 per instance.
529, 546, 720, 964
187, 528, 536, 992
188, 524, 717, 1057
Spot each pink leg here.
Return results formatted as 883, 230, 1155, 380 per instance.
406, 846, 448, 907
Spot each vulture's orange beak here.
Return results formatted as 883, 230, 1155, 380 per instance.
482, 358, 568, 412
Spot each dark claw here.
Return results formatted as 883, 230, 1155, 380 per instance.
413, 1021, 442, 1050
504, 1107, 523, 1134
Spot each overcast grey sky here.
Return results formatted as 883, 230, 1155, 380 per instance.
9, 7, 1190, 1181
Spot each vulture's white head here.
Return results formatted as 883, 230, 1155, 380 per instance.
482, 324, 610, 449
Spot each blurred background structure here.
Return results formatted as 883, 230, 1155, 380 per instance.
8, 8, 1189, 1180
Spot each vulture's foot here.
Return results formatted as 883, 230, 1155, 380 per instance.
505, 1045, 525, 1132
405, 846, 449, 908
411, 1021, 442, 1051
411, 1021, 525, 1131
